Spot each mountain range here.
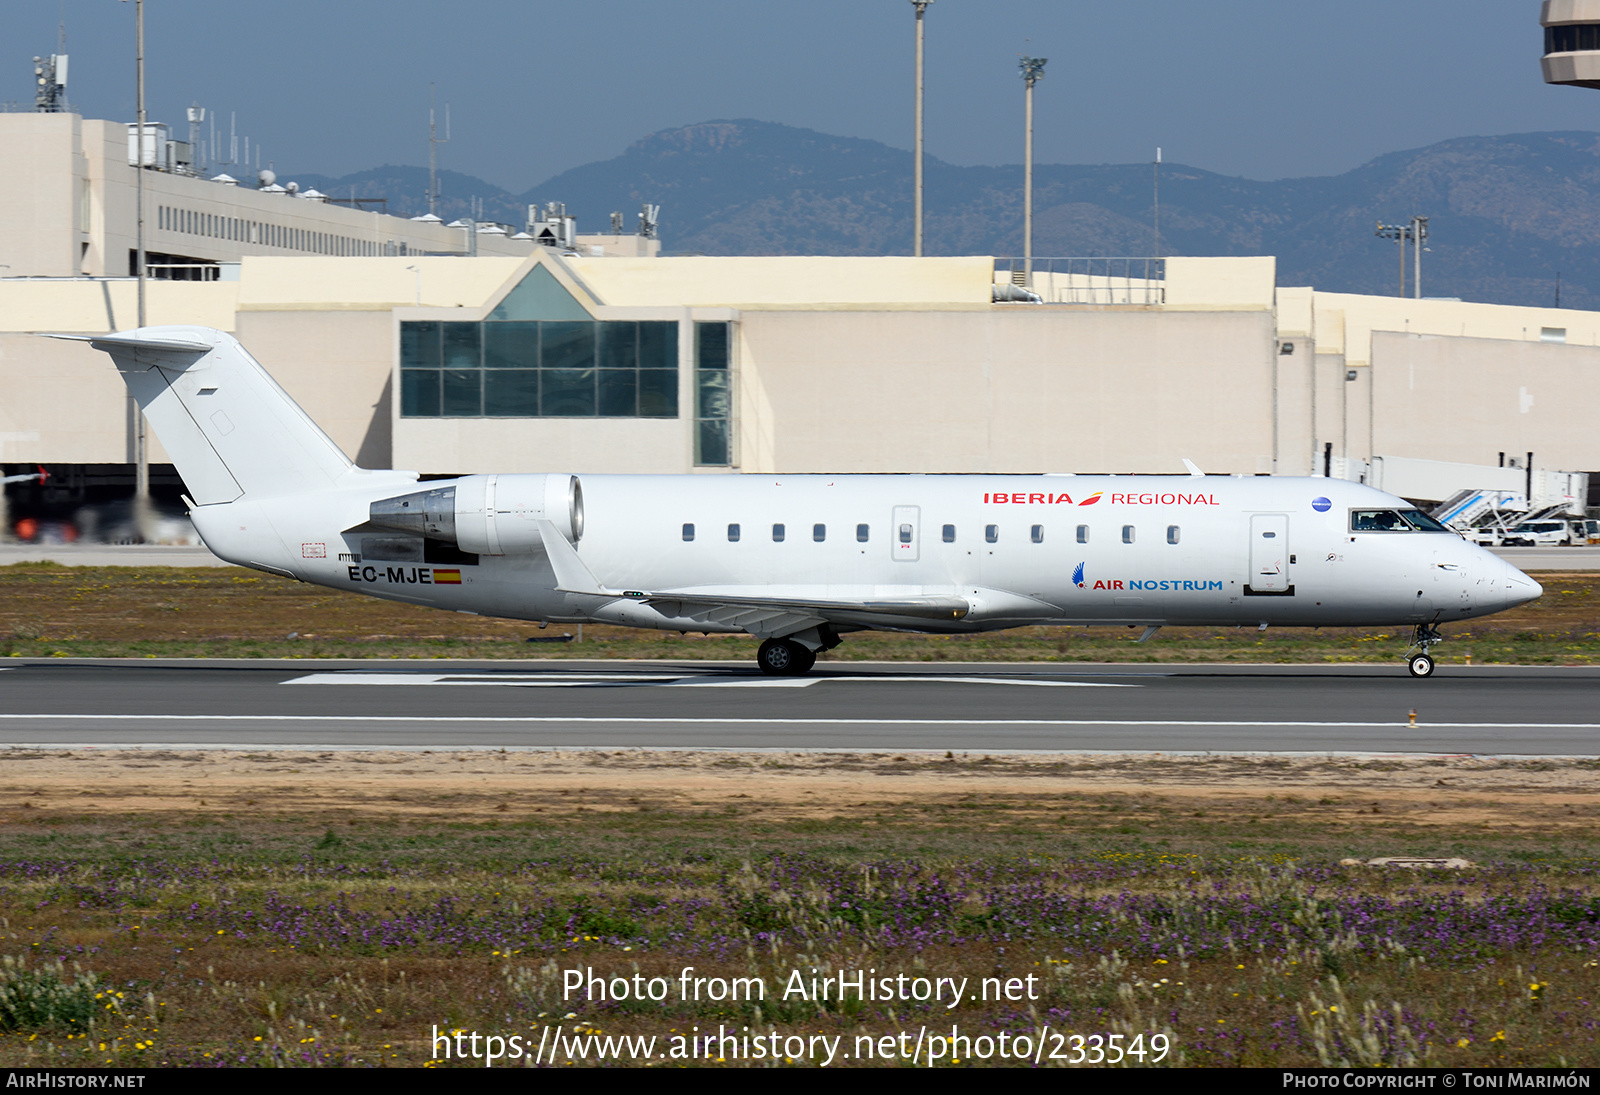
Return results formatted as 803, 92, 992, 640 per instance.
282, 120, 1600, 310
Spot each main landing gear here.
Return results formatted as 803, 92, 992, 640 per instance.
1404, 623, 1443, 678
757, 638, 816, 677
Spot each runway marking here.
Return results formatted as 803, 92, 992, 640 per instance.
0, 714, 1595, 729
282, 672, 816, 689
279, 672, 1135, 689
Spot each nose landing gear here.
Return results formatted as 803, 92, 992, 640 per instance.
1404, 624, 1443, 678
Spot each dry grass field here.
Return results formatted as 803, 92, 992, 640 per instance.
0, 750, 1596, 1068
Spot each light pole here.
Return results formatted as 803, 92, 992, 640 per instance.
910, 1, 932, 257
122, 0, 150, 511
1410, 214, 1428, 299
1375, 222, 1407, 297
1375, 218, 1429, 299
1019, 56, 1046, 286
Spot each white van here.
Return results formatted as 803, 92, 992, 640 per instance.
1502, 520, 1572, 547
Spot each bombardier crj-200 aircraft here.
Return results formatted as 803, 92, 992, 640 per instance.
64, 327, 1543, 678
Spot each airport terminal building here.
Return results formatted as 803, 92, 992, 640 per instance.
1, 114, 1597, 534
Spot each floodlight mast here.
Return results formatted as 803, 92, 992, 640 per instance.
1410, 215, 1428, 299
1375, 217, 1429, 298
1019, 56, 1046, 287
910, 1, 932, 257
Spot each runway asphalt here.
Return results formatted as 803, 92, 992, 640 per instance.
1, 659, 1596, 756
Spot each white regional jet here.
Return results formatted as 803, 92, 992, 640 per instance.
62, 327, 1542, 678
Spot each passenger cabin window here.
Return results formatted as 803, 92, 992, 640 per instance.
727, 523, 740, 542
985, 525, 999, 543
1167, 525, 1181, 545
772, 523, 785, 542
1076, 525, 1089, 544
942, 524, 956, 543
1122, 525, 1136, 544
813, 524, 826, 542
682, 523, 695, 542
856, 524, 869, 542
1031, 525, 1044, 544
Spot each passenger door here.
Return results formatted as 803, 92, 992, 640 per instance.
1247, 514, 1289, 593
891, 505, 920, 563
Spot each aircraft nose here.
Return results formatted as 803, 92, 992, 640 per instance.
1501, 559, 1542, 607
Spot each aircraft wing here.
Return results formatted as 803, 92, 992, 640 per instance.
532, 519, 1056, 629
633, 588, 971, 623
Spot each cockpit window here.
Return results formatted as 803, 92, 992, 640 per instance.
1351, 509, 1452, 532
1351, 510, 1410, 532
1398, 509, 1451, 532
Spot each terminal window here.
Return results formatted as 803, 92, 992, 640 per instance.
695, 322, 733, 466
400, 318, 678, 418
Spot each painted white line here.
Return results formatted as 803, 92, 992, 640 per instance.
0, 714, 1595, 729
281, 672, 818, 688
819, 675, 1136, 688
280, 672, 1132, 689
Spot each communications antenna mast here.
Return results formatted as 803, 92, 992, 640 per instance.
428, 85, 450, 217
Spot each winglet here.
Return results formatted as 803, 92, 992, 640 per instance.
1181, 458, 1205, 478
533, 519, 610, 597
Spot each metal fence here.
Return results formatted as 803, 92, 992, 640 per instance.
994, 257, 1165, 305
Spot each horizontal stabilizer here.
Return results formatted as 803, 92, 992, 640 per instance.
52, 333, 213, 355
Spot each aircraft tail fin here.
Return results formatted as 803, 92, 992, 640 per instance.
57, 326, 355, 504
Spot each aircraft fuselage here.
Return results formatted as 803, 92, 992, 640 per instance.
189, 472, 1539, 634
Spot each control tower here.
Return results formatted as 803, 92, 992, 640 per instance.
1542, 0, 1600, 89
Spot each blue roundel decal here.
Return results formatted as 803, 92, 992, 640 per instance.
1311, 496, 1332, 512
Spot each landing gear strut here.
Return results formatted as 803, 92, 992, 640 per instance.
1404, 624, 1443, 678
757, 638, 816, 677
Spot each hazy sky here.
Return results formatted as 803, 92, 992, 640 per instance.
5, 1, 1596, 191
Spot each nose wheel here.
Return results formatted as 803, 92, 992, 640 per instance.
1403, 624, 1443, 679
757, 638, 817, 676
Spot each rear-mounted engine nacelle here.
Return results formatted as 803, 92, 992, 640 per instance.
453, 474, 583, 555
363, 474, 583, 556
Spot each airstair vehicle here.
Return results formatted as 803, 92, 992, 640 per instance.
1428, 489, 1527, 545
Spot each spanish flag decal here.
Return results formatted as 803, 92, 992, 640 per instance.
432, 569, 462, 585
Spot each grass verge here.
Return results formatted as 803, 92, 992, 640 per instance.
1, 564, 1596, 664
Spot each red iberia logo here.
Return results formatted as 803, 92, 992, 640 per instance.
432, 569, 462, 585
982, 489, 1215, 506
983, 491, 1104, 505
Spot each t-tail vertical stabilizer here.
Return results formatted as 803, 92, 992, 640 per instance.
54, 326, 355, 503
